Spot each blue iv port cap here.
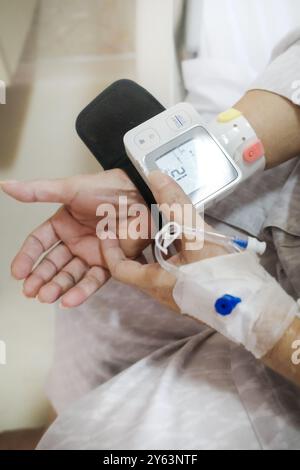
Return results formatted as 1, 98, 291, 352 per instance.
215, 295, 242, 316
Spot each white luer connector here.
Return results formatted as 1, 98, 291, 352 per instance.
247, 236, 267, 256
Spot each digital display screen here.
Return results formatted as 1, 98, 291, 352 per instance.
155, 134, 238, 201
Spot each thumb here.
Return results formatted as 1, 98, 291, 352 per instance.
147, 170, 203, 227
0, 178, 75, 204
147, 171, 206, 257
148, 171, 192, 207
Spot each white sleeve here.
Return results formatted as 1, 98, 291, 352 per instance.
248, 28, 300, 105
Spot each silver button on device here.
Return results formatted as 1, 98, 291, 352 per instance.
134, 128, 160, 150
167, 111, 191, 131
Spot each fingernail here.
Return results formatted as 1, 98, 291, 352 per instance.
59, 302, 69, 310
148, 171, 171, 190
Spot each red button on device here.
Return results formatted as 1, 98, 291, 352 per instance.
243, 140, 264, 163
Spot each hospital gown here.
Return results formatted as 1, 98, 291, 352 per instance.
38, 29, 300, 450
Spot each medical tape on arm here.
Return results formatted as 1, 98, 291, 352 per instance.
155, 224, 299, 359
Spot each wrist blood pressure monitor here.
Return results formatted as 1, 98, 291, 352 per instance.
76, 79, 265, 210
124, 103, 265, 210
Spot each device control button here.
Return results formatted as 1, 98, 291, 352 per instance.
134, 128, 160, 150
167, 111, 191, 131
243, 140, 265, 163
217, 108, 242, 123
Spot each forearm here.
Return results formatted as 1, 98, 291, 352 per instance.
234, 88, 300, 385
263, 317, 300, 386
235, 89, 300, 169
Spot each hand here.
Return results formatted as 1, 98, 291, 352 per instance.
1, 170, 151, 307
100, 171, 228, 312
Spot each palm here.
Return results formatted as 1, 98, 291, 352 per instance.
2, 170, 150, 308
50, 206, 103, 267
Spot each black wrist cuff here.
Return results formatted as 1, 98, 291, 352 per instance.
76, 79, 165, 207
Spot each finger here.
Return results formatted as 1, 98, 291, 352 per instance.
148, 171, 205, 256
37, 257, 88, 304
23, 243, 73, 297
0, 178, 75, 204
59, 266, 110, 308
148, 171, 194, 207
11, 218, 60, 280
101, 233, 163, 289
101, 234, 178, 309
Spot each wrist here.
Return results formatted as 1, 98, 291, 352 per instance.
235, 90, 300, 169
208, 108, 266, 182
172, 251, 298, 359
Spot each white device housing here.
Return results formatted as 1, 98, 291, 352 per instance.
124, 103, 242, 210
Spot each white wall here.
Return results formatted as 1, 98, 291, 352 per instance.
0, 0, 136, 431
136, 0, 183, 107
